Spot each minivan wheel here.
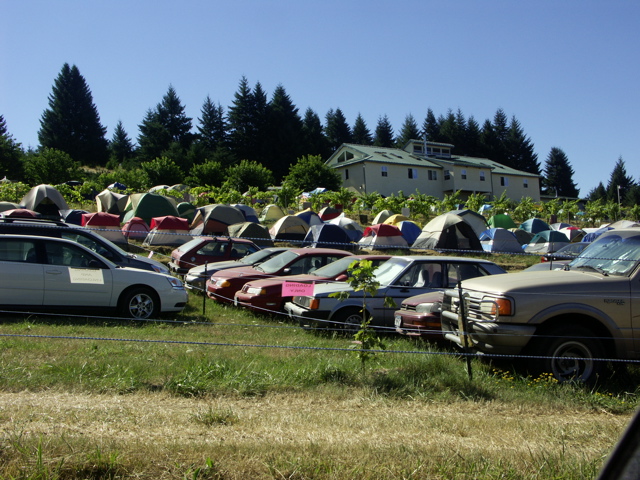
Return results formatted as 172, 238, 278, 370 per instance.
119, 288, 159, 319
534, 326, 605, 384
333, 308, 366, 332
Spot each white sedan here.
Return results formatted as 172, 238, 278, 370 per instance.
0, 235, 188, 319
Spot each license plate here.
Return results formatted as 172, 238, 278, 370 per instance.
394, 315, 402, 328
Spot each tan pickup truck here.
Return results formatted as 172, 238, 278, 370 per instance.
440, 228, 640, 383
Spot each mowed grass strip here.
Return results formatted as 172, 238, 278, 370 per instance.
0, 293, 638, 479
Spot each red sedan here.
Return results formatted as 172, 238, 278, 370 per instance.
169, 236, 260, 275
206, 248, 352, 304
234, 254, 391, 314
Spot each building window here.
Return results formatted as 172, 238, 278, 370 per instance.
345, 169, 349, 180
408, 168, 417, 179
461, 169, 467, 180
444, 170, 451, 180
428, 170, 437, 181
523, 178, 528, 188
480, 171, 486, 181
501, 176, 509, 187
381, 166, 388, 177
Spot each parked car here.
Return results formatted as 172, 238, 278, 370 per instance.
285, 256, 506, 331
540, 242, 591, 262
184, 247, 290, 291
395, 260, 507, 339
0, 217, 169, 274
0, 235, 187, 318
234, 254, 391, 313
206, 248, 352, 304
168, 236, 260, 275
439, 228, 640, 383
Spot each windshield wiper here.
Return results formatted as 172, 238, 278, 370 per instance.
575, 264, 608, 275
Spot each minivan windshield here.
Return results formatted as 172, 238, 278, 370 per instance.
570, 233, 640, 276
373, 258, 411, 285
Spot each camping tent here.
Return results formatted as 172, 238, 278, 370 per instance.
81, 212, 126, 245
523, 230, 570, 254
550, 222, 573, 231
302, 223, 353, 250
487, 214, 517, 229
328, 215, 364, 242
177, 202, 197, 222
227, 222, 273, 247
372, 209, 393, 225
1, 208, 40, 218
520, 218, 552, 234
60, 209, 89, 225
190, 204, 246, 235
509, 228, 535, 245
479, 228, 523, 253
582, 226, 614, 243
122, 193, 179, 224
122, 217, 150, 241
259, 204, 286, 223
383, 214, 410, 226
269, 215, 309, 242
412, 213, 482, 251
0, 201, 20, 213
449, 209, 488, 237
559, 226, 585, 242
231, 204, 260, 223
318, 206, 342, 221
143, 216, 192, 247
96, 189, 127, 215
294, 208, 323, 227
395, 220, 422, 245
20, 184, 68, 219
358, 224, 408, 250
608, 220, 640, 229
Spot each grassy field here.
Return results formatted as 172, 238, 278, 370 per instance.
0, 287, 638, 479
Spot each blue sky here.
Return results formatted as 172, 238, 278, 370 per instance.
2, 0, 638, 195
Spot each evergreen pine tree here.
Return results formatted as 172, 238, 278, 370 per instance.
325, 108, 352, 151
302, 108, 330, 158
157, 85, 193, 148
464, 116, 482, 157
0, 115, 24, 180
38, 63, 108, 166
488, 108, 510, 167
227, 76, 258, 162
438, 109, 464, 149
373, 114, 394, 147
606, 156, 636, 205
506, 116, 540, 175
197, 95, 227, 152
264, 84, 305, 181
587, 182, 607, 201
543, 147, 579, 198
108, 121, 135, 167
395, 114, 420, 148
421, 108, 439, 143
352, 113, 373, 145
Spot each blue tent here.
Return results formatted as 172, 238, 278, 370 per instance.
301, 223, 353, 250
60, 209, 89, 225
396, 220, 422, 245
479, 228, 522, 253
583, 226, 614, 243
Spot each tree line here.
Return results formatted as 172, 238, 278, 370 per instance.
0, 63, 637, 205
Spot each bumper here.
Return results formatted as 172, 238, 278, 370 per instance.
441, 310, 536, 354
394, 311, 443, 339
168, 262, 189, 275
234, 293, 284, 313
206, 285, 236, 303
284, 301, 332, 327
163, 289, 190, 313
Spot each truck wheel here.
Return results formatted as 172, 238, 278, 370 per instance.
119, 287, 159, 319
333, 308, 366, 332
535, 326, 605, 384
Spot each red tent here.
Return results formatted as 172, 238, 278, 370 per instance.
150, 216, 190, 230
1, 208, 40, 218
122, 217, 150, 240
81, 212, 121, 227
362, 224, 403, 237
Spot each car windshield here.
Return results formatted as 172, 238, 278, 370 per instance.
310, 256, 356, 277
373, 258, 411, 285
570, 234, 640, 276
239, 249, 275, 265
256, 250, 299, 274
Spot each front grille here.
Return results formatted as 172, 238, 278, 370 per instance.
401, 304, 416, 311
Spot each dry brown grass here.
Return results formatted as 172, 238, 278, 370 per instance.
0, 390, 629, 479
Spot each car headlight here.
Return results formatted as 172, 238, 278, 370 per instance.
166, 276, 184, 289
415, 302, 441, 314
215, 279, 231, 288
246, 287, 266, 295
480, 296, 513, 316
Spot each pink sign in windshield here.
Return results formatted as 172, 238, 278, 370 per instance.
282, 282, 315, 296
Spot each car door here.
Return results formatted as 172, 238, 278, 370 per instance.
42, 240, 114, 307
381, 262, 444, 325
0, 237, 44, 306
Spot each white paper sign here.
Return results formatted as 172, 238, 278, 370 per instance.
69, 268, 105, 284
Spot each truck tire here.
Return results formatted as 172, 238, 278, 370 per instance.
534, 326, 605, 384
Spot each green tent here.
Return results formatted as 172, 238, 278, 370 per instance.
122, 193, 179, 224
487, 214, 517, 229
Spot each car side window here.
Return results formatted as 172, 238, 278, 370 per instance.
394, 263, 443, 288
232, 243, 258, 258
0, 238, 38, 263
198, 241, 225, 256
45, 241, 98, 268
287, 256, 313, 275
447, 263, 484, 287
61, 232, 110, 257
